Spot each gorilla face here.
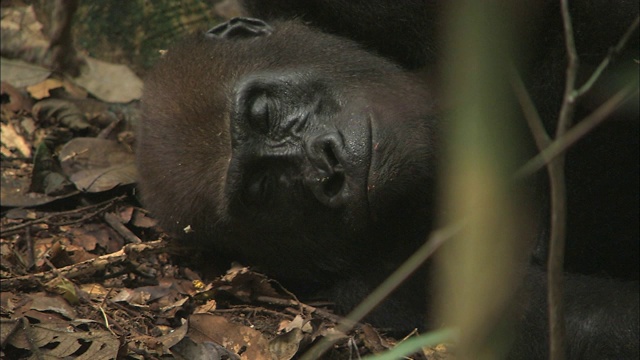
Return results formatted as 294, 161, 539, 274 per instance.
137, 19, 439, 281
226, 70, 372, 232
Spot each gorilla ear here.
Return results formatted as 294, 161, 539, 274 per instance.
206, 17, 273, 39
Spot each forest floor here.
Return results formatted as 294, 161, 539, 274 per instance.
0, 4, 450, 359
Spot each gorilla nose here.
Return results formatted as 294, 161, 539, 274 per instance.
304, 133, 347, 207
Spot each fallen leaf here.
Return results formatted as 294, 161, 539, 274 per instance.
0, 58, 50, 88
0, 161, 79, 207
194, 299, 218, 314
0, 318, 21, 347
70, 163, 137, 192
188, 313, 273, 360
32, 98, 93, 131
172, 336, 240, 360
1, 81, 34, 112
131, 208, 158, 228
269, 328, 305, 360
29, 292, 77, 319
73, 57, 143, 103
59, 137, 137, 192
157, 318, 189, 350
8, 322, 119, 360
79, 283, 109, 302
69, 223, 124, 253
26, 78, 65, 99
0, 122, 31, 157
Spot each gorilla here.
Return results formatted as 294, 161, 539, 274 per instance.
138, 19, 439, 329
136, 2, 639, 359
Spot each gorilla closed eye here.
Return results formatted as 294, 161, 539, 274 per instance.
249, 93, 270, 133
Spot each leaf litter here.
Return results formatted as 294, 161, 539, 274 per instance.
0, 4, 450, 359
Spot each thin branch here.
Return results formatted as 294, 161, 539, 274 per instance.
509, 64, 551, 151
300, 222, 464, 360
557, 1, 579, 136
0, 195, 125, 235
547, 2, 580, 359
515, 85, 638, 179
510, 11, 638, 359
547, 153, 567, 360
576, 16, 639, 98
104, 212, 142, 244
0, 240, 166, 290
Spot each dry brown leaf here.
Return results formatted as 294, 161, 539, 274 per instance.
59, 137, 137, 192
188, 313, 273, 360
131, 208, 158, 228
7, 322, 119, 360
269, 328, 305, 360
26, 78, 64, 99
73, 57, 143, 103
0, 58, 51, 89
79, 283, 109, 302
0, 122, 31, 157
1, 81, 34, 112
29, 292, 77, 319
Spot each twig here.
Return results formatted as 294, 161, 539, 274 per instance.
99, 306, 118, 337
104, 212, 142, 244
255, 295, 345, 324
509, 64, 551, 151
0, 240, 166, 290
214, 306, 294, 320
575, 16, 639, 98
0, 195, 126, 235
547, 2, 581, 359
510, 10, 638, 359
300, 221, 463, 360
515, 85, 638, 179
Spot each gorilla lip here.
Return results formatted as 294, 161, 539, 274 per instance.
363, 111, 374, 215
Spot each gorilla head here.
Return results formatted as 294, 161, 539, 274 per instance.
137, 18, 439, 286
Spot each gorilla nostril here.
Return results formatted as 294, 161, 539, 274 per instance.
308, 133, 344, 172
322, 141, 340, 169
305, 132, 348, 207
322, 172, 345, 198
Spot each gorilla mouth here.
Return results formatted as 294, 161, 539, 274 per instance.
363, 113, 376, 214
363, 111, 374, 217
317, 140, 346, 198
